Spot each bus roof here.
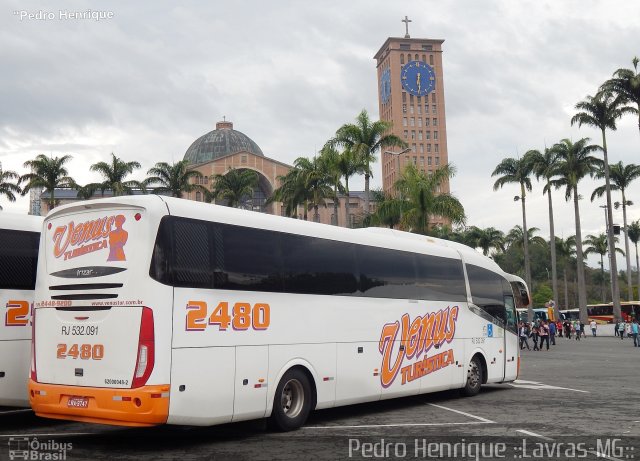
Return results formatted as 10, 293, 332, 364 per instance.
0, 212, 43, 233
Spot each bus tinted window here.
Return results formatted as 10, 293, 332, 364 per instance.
0, 228, 39, 290
415, 254, 467, 302
150, 216, 468, 302
215, 224, 284, 293
173, 218, 213, 288
467, 264, 506, 323
358, 246, 418, 298
282, 235, 358, 296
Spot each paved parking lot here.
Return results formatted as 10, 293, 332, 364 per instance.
1, 337, 638, 460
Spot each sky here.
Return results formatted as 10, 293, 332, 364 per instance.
1, 0, 639, 270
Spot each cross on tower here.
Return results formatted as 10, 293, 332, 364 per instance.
402, 15, 412, 38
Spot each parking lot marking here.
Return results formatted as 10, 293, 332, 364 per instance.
427, 403, 494, 423
515, 429, 553, 441
508, 380, 589, 393
304, 421, 491, 429
0, 409, 31, 415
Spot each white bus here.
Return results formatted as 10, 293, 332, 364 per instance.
29, 196, 528, 429
0, 213, 42, 407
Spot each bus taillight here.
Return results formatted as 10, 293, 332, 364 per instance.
30, 308, 37, 382
132, 307, 155, 388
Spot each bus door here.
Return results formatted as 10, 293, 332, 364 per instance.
503, 295, 518, 381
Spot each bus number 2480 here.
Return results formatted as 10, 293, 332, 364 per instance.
186, 301, 270, 331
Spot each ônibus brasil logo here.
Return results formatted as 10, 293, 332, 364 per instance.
52, 214, 128, 262
378, 306, 459, 387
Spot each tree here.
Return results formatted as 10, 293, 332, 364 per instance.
144, 160, 208, 198
591, 161, 640, 299
20, 154, 76, 210
395, 163, 465, 234
584, 233, 624, 302
270, 168, 308, 219
87, 153, 144, 197
294, 157, 334, 222
467, 226, 505, 256
335, 148, 360, 227
492, 155, 535, 317
555, 236, 576, 310
329, 109, 406, 215
528, 147, 561, 317
505, 226, 546, 250
317, 146, 346, 226
572, 91, 628, 322
212, 167, 259, 208
601, 57, 640, 138
0, 166, 21, 206
365, 188, 405, 229
628, 220, 640, 298
551, 138, 601, 322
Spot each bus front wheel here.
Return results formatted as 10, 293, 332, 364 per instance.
461, 356, 483, 397
270, 368, 313, 431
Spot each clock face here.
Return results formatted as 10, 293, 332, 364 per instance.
380, 68, 391, 104
400, 60, 436, 96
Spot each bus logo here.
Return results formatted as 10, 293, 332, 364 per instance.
378, 306, 459, 388
51, 214, 128, 262
487, 324, 493, 337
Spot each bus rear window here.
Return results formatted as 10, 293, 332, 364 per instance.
0, 228, 39, 290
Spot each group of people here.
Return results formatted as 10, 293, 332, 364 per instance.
518, 319, 556, 351
519, 315, 640, 349
615, 319, 640, 347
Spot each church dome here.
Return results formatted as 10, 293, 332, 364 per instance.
183, 120, 264, 165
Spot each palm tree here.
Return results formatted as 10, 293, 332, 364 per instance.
528, 147, 561, 316
555, 236, 576, 310
366, 188, 405, 229
335, 148, 360, 228
584, 233, 624, 302
294, 157, 334, 222
144, 160, 208, 199
329, 109, 406, 214
212, 167, 259, 208
270, 168, 308, 219
0, 166, 21, 206
571, 92, 628, 322
467, 226, 505, 256
395, 163, 465, 235
87, 153, 144, 196
20, 154, 76, 210
505, 225, 547, 250
317, 146, 346, 226
492, 155, 535, 307
551, 138, 600, 323
601, 57, 640, 137
628, 220, 640, 298
591, 161, 640, 299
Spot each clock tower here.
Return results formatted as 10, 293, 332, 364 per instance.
374, 22, 450, 226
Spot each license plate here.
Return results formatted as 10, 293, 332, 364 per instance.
67, 396, 89, 408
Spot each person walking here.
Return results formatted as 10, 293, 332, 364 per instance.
564, 320, 572, 339
580, 321, 586, 338
625, 321, 632, 340
631, 320, 639, 347
548, 319, 556, 346
614, 320, 619, 337
557, 319, 563, 338
538, 321, 550, 350
618, 321, 626, 340
574, 321, 581, 341
531, 324, 540, 351
590, 319, 597, 337
519, 322, 531, 350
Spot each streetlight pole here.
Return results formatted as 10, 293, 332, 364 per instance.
384, 148, 412, 193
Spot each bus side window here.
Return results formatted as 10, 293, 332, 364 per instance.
466, 264, 506, 324
504, 295, 517, 334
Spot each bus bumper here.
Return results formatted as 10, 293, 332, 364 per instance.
28, 380, 170, 427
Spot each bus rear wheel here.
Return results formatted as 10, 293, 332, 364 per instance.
270, 368, 312, 431
461, 356, 483, 397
